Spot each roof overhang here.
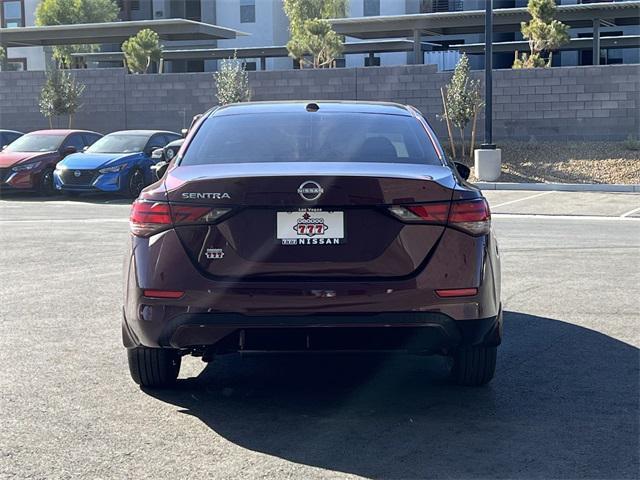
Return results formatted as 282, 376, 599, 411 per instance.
71, 39, 436, 62
451, 35, 640, 55
0, 19, 247, 48
330, 1, 640, 39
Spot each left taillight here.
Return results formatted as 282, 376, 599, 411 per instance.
130, 201, 172, 237
129, 200, 230, 237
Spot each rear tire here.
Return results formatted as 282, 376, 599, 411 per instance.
127, 347, 181, 388
450, 346, 497, 386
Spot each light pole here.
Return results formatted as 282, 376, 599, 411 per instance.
483, 0, 495, 149
474, 0, 502, 181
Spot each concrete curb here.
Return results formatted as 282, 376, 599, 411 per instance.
474, 182, 640, 193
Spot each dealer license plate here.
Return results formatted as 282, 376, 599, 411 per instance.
276, 210, 345, 246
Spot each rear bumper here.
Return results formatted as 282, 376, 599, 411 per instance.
123, 226, 502, 350
123, 309, 502, 352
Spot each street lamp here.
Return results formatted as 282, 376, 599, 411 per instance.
475, 0, 502, 182
483, 0, 495, 149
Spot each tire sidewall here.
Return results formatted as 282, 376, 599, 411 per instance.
38, 168, 56, 197
127, 168, 145, 198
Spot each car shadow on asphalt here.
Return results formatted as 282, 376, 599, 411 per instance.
145, 311, 639, 479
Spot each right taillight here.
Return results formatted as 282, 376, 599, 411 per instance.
448, 198, 491, 236
388, 198, 490, 236
130, 200, 231, 237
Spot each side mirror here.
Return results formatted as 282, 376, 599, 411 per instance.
454, 162, 470, 180
62, 146, 77, 156
145, 146, 160, 157
151, 161, 169, 181
151, 148, 165, 161
82, 145, 89, 152
1, 145, 7, 151
181, 128, 189, 138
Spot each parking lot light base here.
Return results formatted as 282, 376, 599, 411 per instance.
475, 148, 502, 182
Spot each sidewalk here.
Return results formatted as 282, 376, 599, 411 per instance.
475, 182, 640, 193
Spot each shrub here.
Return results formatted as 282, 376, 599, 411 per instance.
623, 135, 640, 152
214, 52, 251, 105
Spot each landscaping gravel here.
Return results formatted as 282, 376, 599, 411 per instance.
461, 141, 640, 184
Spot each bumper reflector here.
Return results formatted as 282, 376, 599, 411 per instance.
435, 288, 478, 298
143, 289, 185, 299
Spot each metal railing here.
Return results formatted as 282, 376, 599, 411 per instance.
420, 0, 464, 13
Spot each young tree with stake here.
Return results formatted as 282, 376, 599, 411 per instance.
441, 54, 484, 162
39, 66, 85, 128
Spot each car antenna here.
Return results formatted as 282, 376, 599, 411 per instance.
306, 102, 320, 112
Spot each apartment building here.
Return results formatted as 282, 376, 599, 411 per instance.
1, 0, 638, 71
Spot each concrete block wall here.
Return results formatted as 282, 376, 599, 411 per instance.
0, 64, 638, 140
0, 68, 126, 134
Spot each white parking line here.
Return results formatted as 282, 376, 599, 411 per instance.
491, 191, 556, 209
0, 218, 128, 224
620, 206, 640, 218
0, 201, 129, 207
494, 213, 640, 221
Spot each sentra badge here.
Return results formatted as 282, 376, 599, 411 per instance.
182, 192, 231, 200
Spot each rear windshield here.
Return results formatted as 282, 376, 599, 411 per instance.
180, 112, 442, 166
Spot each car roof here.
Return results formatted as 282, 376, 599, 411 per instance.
106, 130, 180, 136
28, 129, 101, 135
0, 129, 24, 135
211, 101, 413, 117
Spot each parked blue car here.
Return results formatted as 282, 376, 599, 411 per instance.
54, 130, 181, 197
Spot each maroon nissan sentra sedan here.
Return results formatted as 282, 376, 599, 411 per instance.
123, 101, 501, 388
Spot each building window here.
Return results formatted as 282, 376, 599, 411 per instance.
240, 0, 255, 23
363, 0, 379, 16
5, 57, 26, 71
1, 0, 24, 28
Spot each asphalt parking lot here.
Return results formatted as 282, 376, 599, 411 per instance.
1, 190, 639, 479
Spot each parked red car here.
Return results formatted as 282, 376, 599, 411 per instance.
0, 129, 102, 195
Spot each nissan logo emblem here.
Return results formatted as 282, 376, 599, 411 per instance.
74, 170, 81, 177
297, 181, 323, 201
